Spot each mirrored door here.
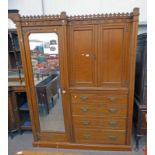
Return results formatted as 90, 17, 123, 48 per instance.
28, 33, 65, 132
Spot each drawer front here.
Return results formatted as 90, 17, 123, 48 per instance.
72, 103, 127, 116
71, 93, 128, 104
73, 116, 127, 130
74, 129, 126, 144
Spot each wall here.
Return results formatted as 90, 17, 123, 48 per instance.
8, 0, 146, 22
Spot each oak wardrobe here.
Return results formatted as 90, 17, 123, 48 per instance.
9, 8, 139, 151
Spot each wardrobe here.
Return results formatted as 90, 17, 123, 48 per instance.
9, 8, 139, 151
134, 33, 147, 150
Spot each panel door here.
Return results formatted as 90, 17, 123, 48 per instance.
68, 25, 97, 87
98, 24, 130, 87
22, 27, 70, 142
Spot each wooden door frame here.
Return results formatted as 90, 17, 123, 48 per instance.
8, 12, 72, 143
98, 23, 131, 88
67, 24, 98, 87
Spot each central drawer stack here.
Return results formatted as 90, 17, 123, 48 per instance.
71, 92, 128, 144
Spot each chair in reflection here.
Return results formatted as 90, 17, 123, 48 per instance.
36, 73, 60, 115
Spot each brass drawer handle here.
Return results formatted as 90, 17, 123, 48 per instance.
83, 133, 91, 139
80, 96, 88, 100
81, 120, 90, 125
80, 107, 89, 112
109, 136, 117, 141
108, 108, 118, 113
109, 121, 117, 127
108, 96, 117, 102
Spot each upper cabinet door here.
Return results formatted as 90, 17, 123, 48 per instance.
68, 25, 97, 87
98, 24, 130, 88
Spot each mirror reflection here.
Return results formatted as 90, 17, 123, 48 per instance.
29, 33, 65, 132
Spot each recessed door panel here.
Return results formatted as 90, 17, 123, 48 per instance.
68, 26, 97, 87
98, 25, 130, 87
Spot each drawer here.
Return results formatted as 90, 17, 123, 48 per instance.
71, 93, 128, 104
74, 129, 126, 144
73, 116, 127, 130
72, 103, 127, 116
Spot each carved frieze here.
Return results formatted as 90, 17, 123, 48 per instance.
9, 8, 139, 27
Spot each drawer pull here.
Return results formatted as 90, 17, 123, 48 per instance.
80, 96, 88, 100
108, 108, 118, 113
81, 120, 90, 125
80, 107, 89, 112
108, 96, 117, 102
109, 121, 117, 127
83, 133, 91, 139
109, 136, 117, 141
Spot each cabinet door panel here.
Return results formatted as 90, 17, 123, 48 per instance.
68, 25, 97, 87
98, 25, 130, 87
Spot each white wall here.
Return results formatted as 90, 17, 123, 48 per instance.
8, 0, 146, 22
8, 0, 42, 15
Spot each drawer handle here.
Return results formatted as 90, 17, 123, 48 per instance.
109, 136, 117, 141
108, 108, 118, 113
81, 120, 90, 125
108, 96, 117, 102
80, 107, 89, 112
109, 121, 117, 127
80, 96, 88, 100
83, 133, 91, 139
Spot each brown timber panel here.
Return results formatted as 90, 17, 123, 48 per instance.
73, 116, 127, 130
98, 25, 129, 87
71, 103, 127, 117
68, 25, 97, 87
74, 129, 126, 144
71, 93, 128, 104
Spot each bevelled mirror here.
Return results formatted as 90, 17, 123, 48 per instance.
28, 33, 65, 132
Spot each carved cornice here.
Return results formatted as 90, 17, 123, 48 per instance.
21, 14, 61, 21
21, 11, 67, 21
67, 19, 132, 26
8, 12, 20, 22
68, 12, 132, 21
21, 20, 66, 27
8, 8, 139, 27
20, 12, 133, 22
